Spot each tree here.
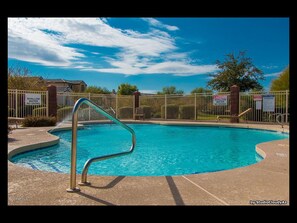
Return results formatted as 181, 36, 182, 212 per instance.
270, 67, 289, 91
8, 66, 47, 90
85, 85, 111, 94
207, 51, 264, 92
157, 86, 184, 95
191, 87, 213, 94
117, 83, 138, 95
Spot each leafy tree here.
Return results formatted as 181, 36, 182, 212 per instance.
117, 83, 138, 95
207, 51, 264, 91
270, 67, 289, 91
157, 86, 184, 95
8, 66, 47, 90
85, 85, 111, 94
191, 87, 213, 94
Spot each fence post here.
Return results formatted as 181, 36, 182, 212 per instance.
47, 85, 57, 117
285, 90, 289, 123
165, 94, 167, 120
230, 85, 240, 123
194, 93, 197, 120
15, 89, 18, 118
88, 93, 91, 121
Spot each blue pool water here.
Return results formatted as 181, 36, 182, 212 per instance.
10, 124, 288, 176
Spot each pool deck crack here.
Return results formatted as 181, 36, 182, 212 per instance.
182, 176, 229, 205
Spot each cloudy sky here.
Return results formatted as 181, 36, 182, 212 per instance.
8, 17, 289, 93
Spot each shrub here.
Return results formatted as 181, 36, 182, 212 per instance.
161, 104, 179, 119
118, 107, 133, 119
32, 107, 47, 116
140, 105, 151, 119
152, 112, 161, 118
179, 105, 195, 119
22, 116, 56, 127
8, 108, 15, 117
57, 106, 73, 121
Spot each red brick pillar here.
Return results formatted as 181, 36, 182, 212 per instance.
133, 91, 141, 120
230, 85, 239, 123
47, 85, 57, 117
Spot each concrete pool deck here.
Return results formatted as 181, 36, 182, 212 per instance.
8, 121, 289, 205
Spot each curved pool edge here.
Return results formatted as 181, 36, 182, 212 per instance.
8, 121, 289, 205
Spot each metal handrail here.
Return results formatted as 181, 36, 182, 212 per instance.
67, 98, 136, 192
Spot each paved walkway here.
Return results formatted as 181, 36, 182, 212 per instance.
8, 121, 289, 205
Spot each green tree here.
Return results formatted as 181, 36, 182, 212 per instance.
207, 51, 264, 92
8, 66, 47, 90
270, 67, 289, 91
191, 87, 213, 94
157, 86, 184, 95
117, 83, 138, 95
85, 85, 111, 94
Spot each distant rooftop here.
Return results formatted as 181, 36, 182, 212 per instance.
45, 79, 87, 85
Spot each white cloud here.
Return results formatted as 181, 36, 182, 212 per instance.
8, 18, 217, 77
142, 18, 179, 31
264, 72, 281, 77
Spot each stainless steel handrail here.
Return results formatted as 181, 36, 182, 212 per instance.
66, 98, 136, 192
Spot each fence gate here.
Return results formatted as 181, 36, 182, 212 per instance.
8, 89, 48, 118
239, 90, 289, 124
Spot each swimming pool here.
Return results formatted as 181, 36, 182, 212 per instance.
10, 124, 288, 176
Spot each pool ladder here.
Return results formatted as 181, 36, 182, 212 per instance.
67, 98, 136, 192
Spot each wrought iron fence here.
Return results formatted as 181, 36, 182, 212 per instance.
8, 89, 48, 118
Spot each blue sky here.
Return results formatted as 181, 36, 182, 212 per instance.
8, 17, 289, 93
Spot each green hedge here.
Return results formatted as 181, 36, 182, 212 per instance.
140, 105, 151, 119
22, 116, 56, 127
179, 105, 195, 119
32, 107, 47, 117
118, 107, 133, 119
161, 104, 179, 119
57, 106, 73, 121
79, 107, 116, 121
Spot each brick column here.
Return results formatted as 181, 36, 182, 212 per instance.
47, 85, 57, 117
230, 85, 239, 123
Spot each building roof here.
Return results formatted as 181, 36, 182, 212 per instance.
45, 79, 87, 86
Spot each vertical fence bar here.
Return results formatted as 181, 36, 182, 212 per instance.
286, 90, 289, 123
88, 93, 91, 121
194, 93, 197, 120
133, 94, 135, 120
116, 94, 118, 119
165, 94, 167, 120
15, 89, 18, 118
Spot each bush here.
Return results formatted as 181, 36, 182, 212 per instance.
78, 108, 113, 121
152, 112, 161, 118
22, 116, 56, 127
32, 107, 47, 116
140, 105, 151, 119
179, 105, 195, 119
57, 106, 73, 121
118, 107, 133, 119
161, 104, 179, 119
8, 108, 15, 117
